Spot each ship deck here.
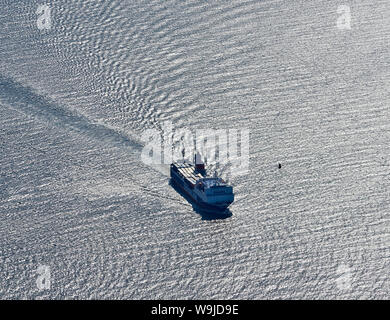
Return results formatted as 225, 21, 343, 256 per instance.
172, 162, 204, 185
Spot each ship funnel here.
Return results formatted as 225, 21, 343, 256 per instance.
194, 152, 205, 173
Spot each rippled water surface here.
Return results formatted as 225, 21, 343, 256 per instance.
0, 0, 389, 299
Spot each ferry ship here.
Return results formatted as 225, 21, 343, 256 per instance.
170, 153, 234, 212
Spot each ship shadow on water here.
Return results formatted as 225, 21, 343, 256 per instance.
169, 179, 232, 220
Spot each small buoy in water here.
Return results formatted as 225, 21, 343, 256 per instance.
278, 163, 282, 169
